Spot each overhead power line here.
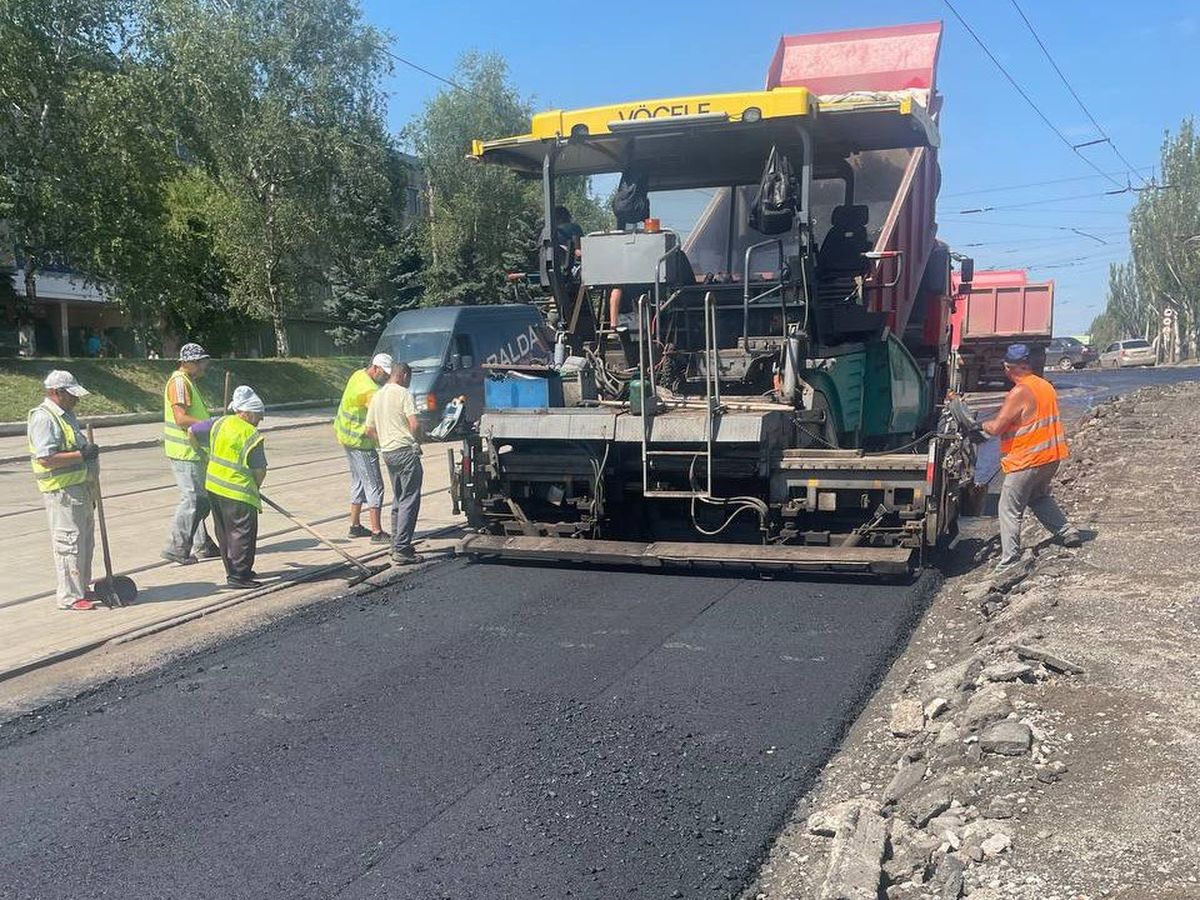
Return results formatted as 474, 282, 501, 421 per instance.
386, 49, 481, 99
941, 0, 1125, 189
1007, 0, 1150, 187
943, 167, 1155, 199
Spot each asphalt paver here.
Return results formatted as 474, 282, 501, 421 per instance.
0, 559, 935, 899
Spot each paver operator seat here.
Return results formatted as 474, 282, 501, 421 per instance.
817, 204, 872, 303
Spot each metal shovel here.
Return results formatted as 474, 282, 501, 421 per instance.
86, 424, 138, 606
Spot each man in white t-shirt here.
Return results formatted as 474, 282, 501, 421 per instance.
365, 362, 424, 565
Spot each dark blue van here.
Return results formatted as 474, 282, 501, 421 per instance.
375, 304, 550, 425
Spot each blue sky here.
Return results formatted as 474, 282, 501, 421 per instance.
361, 0, 1199, 336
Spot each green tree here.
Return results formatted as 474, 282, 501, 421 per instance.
406, 52, 610, 306
0, 0, 144, 310
1092, 118, 1200, 357
147, 0, 395, 356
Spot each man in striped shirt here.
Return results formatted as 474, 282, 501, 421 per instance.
161, 342, 221, 565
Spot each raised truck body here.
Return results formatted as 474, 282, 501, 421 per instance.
950, 269, 1054, 390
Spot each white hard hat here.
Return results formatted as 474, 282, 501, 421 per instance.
371, 352, 393, 374
43, 370, 90, 397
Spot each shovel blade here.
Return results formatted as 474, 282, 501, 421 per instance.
95, 575, 138, 607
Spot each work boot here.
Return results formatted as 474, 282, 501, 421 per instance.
991, 554, 1023, 578
161, 550, 197, 566
226, 574, 263, 589
196, 540, 221, 560
391, 547, 425, 566
348, 524, 372, 539
370, 530, 392, 545
1055, 527, 1083, 548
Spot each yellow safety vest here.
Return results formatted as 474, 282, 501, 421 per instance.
334, 368, 379, 449
205, 415, 264, 511
28, 406, 91, 493
163, 371, 210, 462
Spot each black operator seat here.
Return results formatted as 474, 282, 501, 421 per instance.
817, 204, 871, 280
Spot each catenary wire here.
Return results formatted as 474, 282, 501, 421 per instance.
1007, 0, 1150, 187
941, 0, 1124, 189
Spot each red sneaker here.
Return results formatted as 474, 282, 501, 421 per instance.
62, 598, 98, 611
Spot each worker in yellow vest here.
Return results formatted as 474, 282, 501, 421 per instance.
982, 344, 1082, 572
27, 370, 101, 610
194, 385, 268, 589
162, 342, 221, 565
334, 353, 392, 542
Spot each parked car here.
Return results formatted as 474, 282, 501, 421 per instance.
1099, 338, 1156, 368
1047, 336, 1097, 371
375, 304, 551, 427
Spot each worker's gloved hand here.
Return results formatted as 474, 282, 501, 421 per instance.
80, 444, 101, 461
966, 420, 988, 446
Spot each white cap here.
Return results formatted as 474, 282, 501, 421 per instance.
371, 352, 393, 374
43, 370, 90, 397
229, 385, 265, 413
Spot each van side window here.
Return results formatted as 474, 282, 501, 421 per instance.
453, 334, 473, 366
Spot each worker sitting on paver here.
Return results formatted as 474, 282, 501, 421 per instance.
193, 386, 268, 589
982, 344, 1083, 572
27, 370, 101, 611
365, 361, 424, 566
334, 354, 392, 544
161, 342, 221, 565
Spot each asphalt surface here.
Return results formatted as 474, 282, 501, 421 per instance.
1048, 363, 1200, 414
0, 559, 935, 899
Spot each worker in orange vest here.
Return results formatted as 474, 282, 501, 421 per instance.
981, 344, 1082, 571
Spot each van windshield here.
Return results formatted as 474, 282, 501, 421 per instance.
386, 331, 451, 369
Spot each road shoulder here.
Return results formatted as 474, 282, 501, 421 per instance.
746, 381, 1200, 899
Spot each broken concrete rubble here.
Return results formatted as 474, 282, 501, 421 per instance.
978, 720, 1033, 756
979, 660, 1034, 683
888, 698, 925, 738
817, 804, 888, 900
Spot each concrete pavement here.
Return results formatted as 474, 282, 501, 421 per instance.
0, 406, 339, 464
0, 422, 462, 679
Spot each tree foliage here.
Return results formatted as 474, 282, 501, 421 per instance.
2, 3, 609, 356
145, 0, 396, 355
406, 52, 610, 306
1092, 118, 1200, 357
0, 0, 169, 315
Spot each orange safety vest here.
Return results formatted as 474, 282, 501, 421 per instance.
999, 374, 1069, 474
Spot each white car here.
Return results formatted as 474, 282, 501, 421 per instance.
1099, 338, 1156, 368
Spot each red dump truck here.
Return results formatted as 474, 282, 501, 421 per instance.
950, 269, 1053, 390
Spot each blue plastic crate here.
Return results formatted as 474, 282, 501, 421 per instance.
484, 373, 563, 409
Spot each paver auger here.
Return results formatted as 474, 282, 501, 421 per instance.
452, 23, 977, 576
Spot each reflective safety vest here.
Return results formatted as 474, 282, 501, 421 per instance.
163, 371, 210, 462
999, 374, 1069, 474
334, 368, 379, 449
205, 415, 264, 511
28, 405, 91, 493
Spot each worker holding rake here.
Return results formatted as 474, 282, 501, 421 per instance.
192, 385, 269, 589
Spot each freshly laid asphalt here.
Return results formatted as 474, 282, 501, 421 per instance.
0, 558, 935, 899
